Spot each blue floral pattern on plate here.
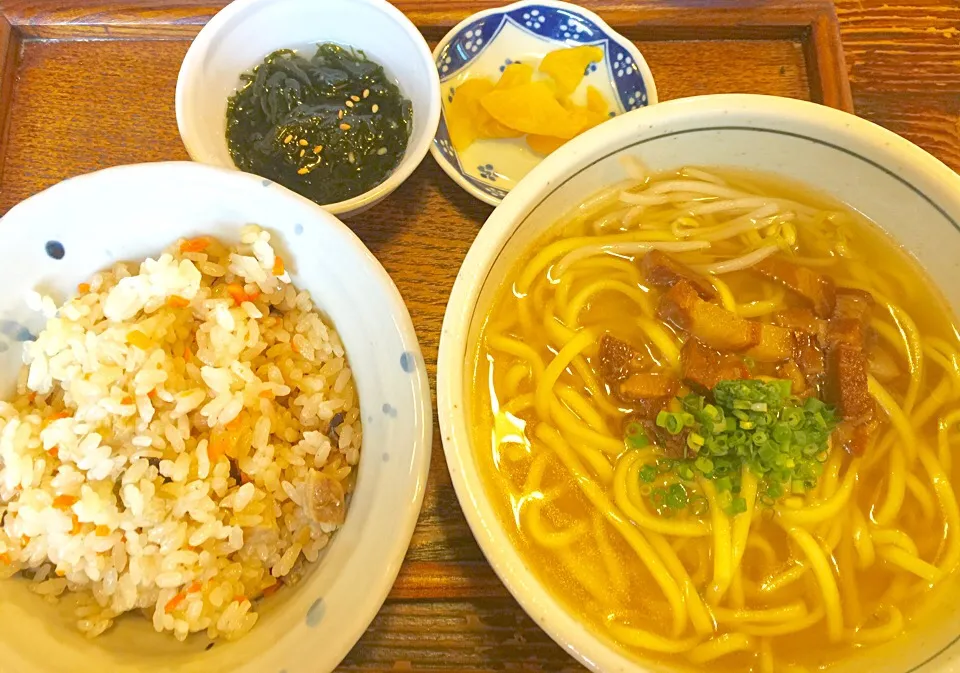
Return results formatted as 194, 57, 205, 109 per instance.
477, 164, 497, 181
429, 0, 657, 206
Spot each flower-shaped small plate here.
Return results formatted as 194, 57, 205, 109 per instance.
429, 0, 658, 206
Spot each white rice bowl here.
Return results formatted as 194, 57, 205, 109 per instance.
0, 163, 431, 673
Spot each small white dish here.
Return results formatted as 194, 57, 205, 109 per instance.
429, 0, 658, 206
175, 0, 440, 218
437, 94, 960, 672
0, 162, 432, 673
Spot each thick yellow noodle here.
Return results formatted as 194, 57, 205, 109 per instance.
781, 525, 843, 641
877, 546, 943, 583
563, 279, 653, 326
758, 562, 807, 594
850, 506, 876, 569
556, 385, 609, 433
486, 333, 546, 379
518, 231, 677, 293
614, 452, 711, 537
713, 602, 807, 625
701, 480, 733, 603
777, 459, 860, 525
847, 605, 904, 644
939, 409, 960, 474
905, 471, 937, 520
918, 446, 960, 574
637, 316, 681, 369
687, 633, 754, 663
550, 397, 622, 460
535, 329, 595, 420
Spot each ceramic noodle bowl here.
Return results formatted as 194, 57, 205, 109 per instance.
438, 94, 960, 673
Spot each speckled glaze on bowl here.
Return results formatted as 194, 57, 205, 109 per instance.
0, 162, 432, 673
429, 0, 657, 206
437, 94, 960, 673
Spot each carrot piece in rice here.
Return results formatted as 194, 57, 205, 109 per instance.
226, 284, 246, 305
180, 236, 211, 253
273, 255, 285, 276
208, 429, 229, 461
167, 295, 190, 309
225, 413, 245, 432
77, 282, 90, 294
165, 592, 187, 613
53, 495, 78, 508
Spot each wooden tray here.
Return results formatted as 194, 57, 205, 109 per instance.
0, 1, 852, 669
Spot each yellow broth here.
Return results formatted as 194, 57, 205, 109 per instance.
470, 166, 960, 671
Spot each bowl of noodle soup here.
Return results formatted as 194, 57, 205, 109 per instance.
437, 94, 960, 673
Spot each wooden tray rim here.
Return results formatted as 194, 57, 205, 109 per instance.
0, 0, 853, 112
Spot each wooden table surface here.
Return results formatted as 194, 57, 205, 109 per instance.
0, 1, 957, 671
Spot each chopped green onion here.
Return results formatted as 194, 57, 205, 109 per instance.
783, 408, 803, 428
694, 456, 713, 474
628, 378, 839, 518
656, 410, 669, 428
625, 422, 650, 449
666, 483, 688, 509
772, 424, 792, 443
656, 411, 686, 436
639, 464, 658, 483
726, 497, 748, 516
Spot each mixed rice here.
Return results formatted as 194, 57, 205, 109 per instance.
0, 226, 361, 641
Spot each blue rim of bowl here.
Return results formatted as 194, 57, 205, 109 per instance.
428, 0, 659, 206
